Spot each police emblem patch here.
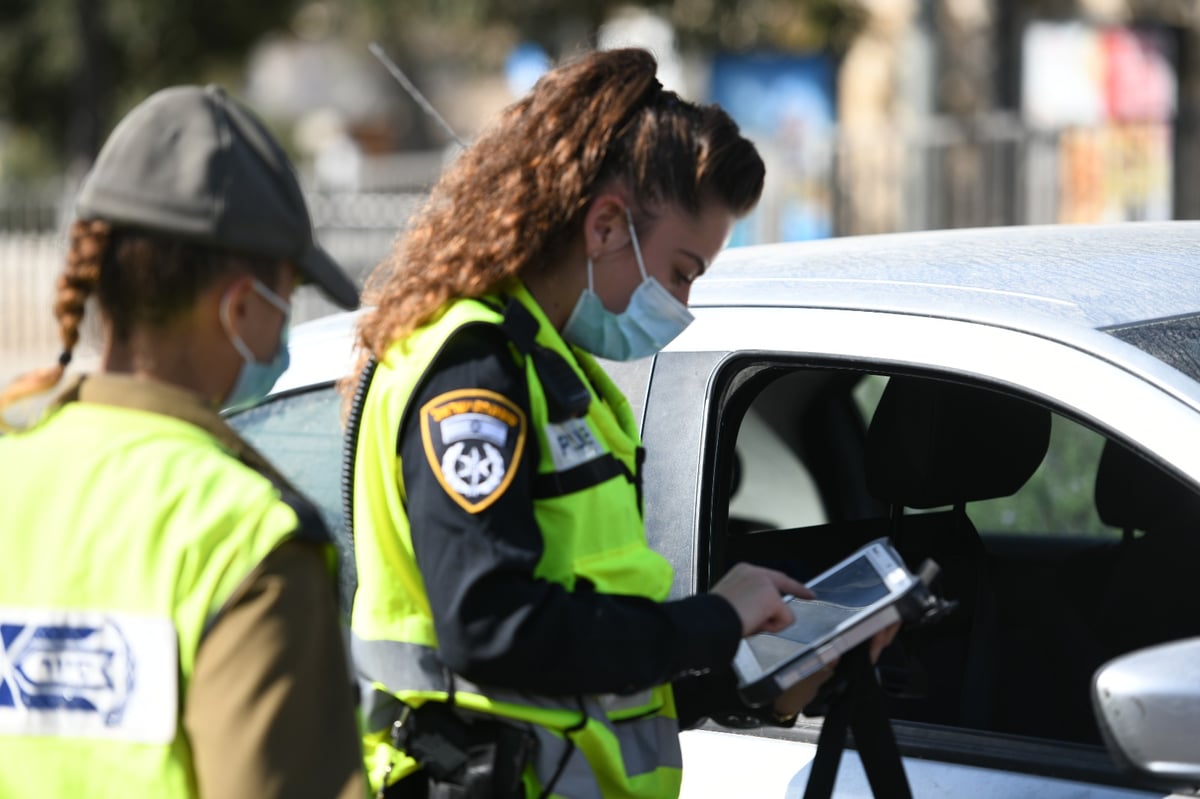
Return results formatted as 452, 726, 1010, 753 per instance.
420, 389, 527, 513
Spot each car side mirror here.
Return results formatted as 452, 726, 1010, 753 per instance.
1092, 637, 1200, 793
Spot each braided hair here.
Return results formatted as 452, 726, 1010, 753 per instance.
0, 221, 108, 423
0, 222, 283, 430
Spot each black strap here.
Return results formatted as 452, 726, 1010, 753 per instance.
495, 295, 537, 351
499, 296, 643, 503
803, 645, 912, 799
634, 446, 646, 515
499, 297, 591, 422
532, 454, 632, 499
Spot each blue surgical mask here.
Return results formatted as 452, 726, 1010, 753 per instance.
220, 279, 291, 412
562, 208, 695, 361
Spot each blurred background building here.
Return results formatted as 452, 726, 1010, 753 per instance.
3, 0, 1199, 383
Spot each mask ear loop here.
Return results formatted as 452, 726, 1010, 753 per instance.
219, 288, 259, 364
624, 207, 650, 282
252, 278, 292, 316
222, 278, 292, 367
584, 257, 597, 293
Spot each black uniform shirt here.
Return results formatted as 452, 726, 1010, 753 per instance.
400, 325, 765, 727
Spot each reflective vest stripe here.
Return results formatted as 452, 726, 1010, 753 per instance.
618, 715, 684, 775
528, 711, 682, 796
353, 637, 467, 695
353, 635, 659, 717
355, 633, 682, 791
530, 729, 603, 799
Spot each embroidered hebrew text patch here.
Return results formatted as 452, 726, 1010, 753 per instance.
0, 608, 178, 743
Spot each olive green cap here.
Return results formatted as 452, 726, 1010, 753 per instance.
75, 84, 359, 309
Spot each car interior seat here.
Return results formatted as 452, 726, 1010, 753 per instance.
863, 376, 1051, 729
721, 374, 1052, 730
1089, 440, 1200, 655
1022, 439, 1200, 743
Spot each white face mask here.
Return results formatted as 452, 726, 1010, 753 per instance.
561, 208, 695, 361
219, 278, 291, 412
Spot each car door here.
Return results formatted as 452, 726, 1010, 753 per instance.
648, 305, 1200, 798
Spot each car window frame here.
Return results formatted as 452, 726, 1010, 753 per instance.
643, 306, 1200, 790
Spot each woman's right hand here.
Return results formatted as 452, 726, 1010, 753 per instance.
710, 562, 814, 637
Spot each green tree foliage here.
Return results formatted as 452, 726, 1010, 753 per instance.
0, 0, 302, 173
342, 0, 861, 147
350, 0, 859, 68
971, 415, 1112, 538
0, 0, 860, 174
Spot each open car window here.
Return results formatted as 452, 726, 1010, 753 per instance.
713, 363, 1200, 748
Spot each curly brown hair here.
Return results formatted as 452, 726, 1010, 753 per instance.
0, 220, 282, 427
351, 47, 765, 383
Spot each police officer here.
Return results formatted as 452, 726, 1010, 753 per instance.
0, 85, 366, 798
346, 49, 894, 798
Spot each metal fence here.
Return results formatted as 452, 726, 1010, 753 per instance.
828, 113, 1173, 237
0, 186, 429, 384
0, 115, 1182, 383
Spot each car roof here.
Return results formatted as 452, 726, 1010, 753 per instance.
272, 308, 363, 394
275, 221, 1200, 395
693, 221, 1200, 330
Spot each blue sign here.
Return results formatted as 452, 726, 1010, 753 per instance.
710, 53, 837, 244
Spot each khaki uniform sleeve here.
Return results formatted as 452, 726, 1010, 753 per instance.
184, 539, 367, 799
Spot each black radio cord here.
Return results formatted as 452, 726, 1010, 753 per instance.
537, 695, 589, 799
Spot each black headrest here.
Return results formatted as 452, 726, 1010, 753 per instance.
866, 377, 1051, 509
1095, 440, 1200, 536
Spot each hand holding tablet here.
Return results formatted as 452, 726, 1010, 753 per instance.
734, 538, 931, 707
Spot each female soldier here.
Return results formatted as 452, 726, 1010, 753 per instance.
347, 48, 892, 798
0, 85, 365, 798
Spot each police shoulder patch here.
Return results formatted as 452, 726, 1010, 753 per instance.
419, 389, 527, 513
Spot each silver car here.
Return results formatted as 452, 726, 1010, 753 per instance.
230, 220, 1200, 798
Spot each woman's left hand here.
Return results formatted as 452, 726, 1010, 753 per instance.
771, 622, 901, 718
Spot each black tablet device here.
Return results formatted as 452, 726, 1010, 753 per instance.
733, 537, 922, 707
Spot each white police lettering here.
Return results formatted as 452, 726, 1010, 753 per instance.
0, 608, 177, 743
545, 418, 604, 472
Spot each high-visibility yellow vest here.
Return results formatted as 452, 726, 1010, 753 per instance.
351, 281, 682, 798
0, 380, 316, 798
